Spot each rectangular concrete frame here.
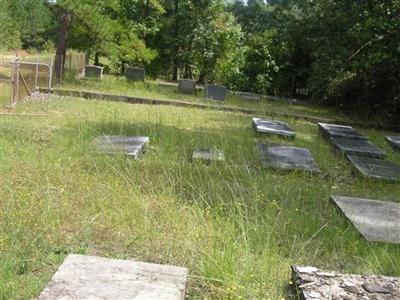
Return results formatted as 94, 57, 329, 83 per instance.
205, 84, 227, 101
329, 136, 386, 159
346, 155, 400, 182
192, 149, 225, 163
258, 144, 319, 173
385, 136, 400, 151
330, 195, 400, 244
178, 79, 196, 93
318, 123, 367, 140
39, 254, 188, 300
94, 135, 149, 159
85, 65, 103, 79
126, 67, 145, 82
252, 117, 295, 138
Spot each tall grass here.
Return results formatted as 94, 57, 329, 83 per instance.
0, 97, 399, 299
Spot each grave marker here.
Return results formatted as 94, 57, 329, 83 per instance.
252, 118, 295, 138
192, 149, 225, 163
292, 265, 400, 300
330, 136, 386, 159
385, 136, 400, 151
346, 155, 400, 182
178, 79, 196, 93
205, 84, 227, 101
239, 92, 261, 101
39, 254, 188, 300
318, 123, 366, 140
125, 67, 145, 82
94, 135, 149, 159
258, 144, 319, 173
330, 195, 400, 244
84, 65, 103, 79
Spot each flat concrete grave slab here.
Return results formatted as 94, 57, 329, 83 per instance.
39, 254, 188, 300
84, 65, 103, 79
330, 195, 400, 244
258, 144, 319, 173
94, 135, 149, 159
318, 123, 367, 140
252, 117, 295, 138
385, 136, 400, 151
126, 67, 145, 82
178, 79, 196, 93
239, 92, 261, 101
192, 149, 225, 163
330, 136, 386, 159
347, 155, 400, 182
292, 265, 400, 300
205, 84, 227, 101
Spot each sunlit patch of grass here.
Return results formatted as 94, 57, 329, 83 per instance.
0, 97, 399, 299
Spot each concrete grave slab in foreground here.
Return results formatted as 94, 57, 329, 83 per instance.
39, 254, 188, 300
292, 265, 400, 300
330, 195, 400, 244
385, 136, 400, 151
252, 117, 295, 138
192, 149, 225, 163
318, 123, 367, 140
347, 155, 400, 182
205, 84, 227, 101
258, 144, 319, 173
330, 136, 386, 158
94, 135, 149, 159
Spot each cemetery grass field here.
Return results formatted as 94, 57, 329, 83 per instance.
1, 97, 400, 299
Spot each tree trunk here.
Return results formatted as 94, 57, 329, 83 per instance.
54, 11, 72, 84
94, 52, 100, 66
172, 0, 179, 81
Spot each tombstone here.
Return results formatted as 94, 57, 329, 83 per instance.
330, 195, 400, 244
205, 84, 227, 101
178, 79, 196, 94
93, 135, 149, 159
125, 67, 145, 82
252, 118, 295, 138
84, 65, 103, 79
346, 155, 400, 182
38, 254, 188, 300
385, 136, 400, 151
292, 265, 400, 300
330, 136, 386, 159
239, 92, 261, 101
192, 149, 225, 163
318, 123, 367, 140
258, 144, 319, 173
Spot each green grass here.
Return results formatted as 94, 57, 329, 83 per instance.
60, 75, 347, 121
0, 97, 399, 299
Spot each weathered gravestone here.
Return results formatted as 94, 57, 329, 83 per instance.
318, 123, 367, 140
292, 265, 400, 300
252, 117, 295, 138
239, 92, 261, 101
178, 79, 196, 93
93, 135, 149, 159
125, 67, 145, 82
330, 195, 400, 244
258, 144, 319, 173
385, 136, 400, 151
85, 65, 103, 79
205, 84, 227, 101
38, 254, 188, 300
347, 155, 400, 182
192, 149, 225, 163
330, 136, 386, 159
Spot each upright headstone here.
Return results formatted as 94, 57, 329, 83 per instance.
252, 118, 295, 138
318, 123, 367, 140
292, 265, 400, 300
330, 195, 400, 244
39, 254, 188, 300
205, 84, 227, 101
178, 79, 196, 94
346, 155, 400, 182
125, 67, 145, 82
258, 144, 319, 173
84, 65, 103, 79
385, 136, 400, 151
192, 149, 225, 163
93, 135, 149, 159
